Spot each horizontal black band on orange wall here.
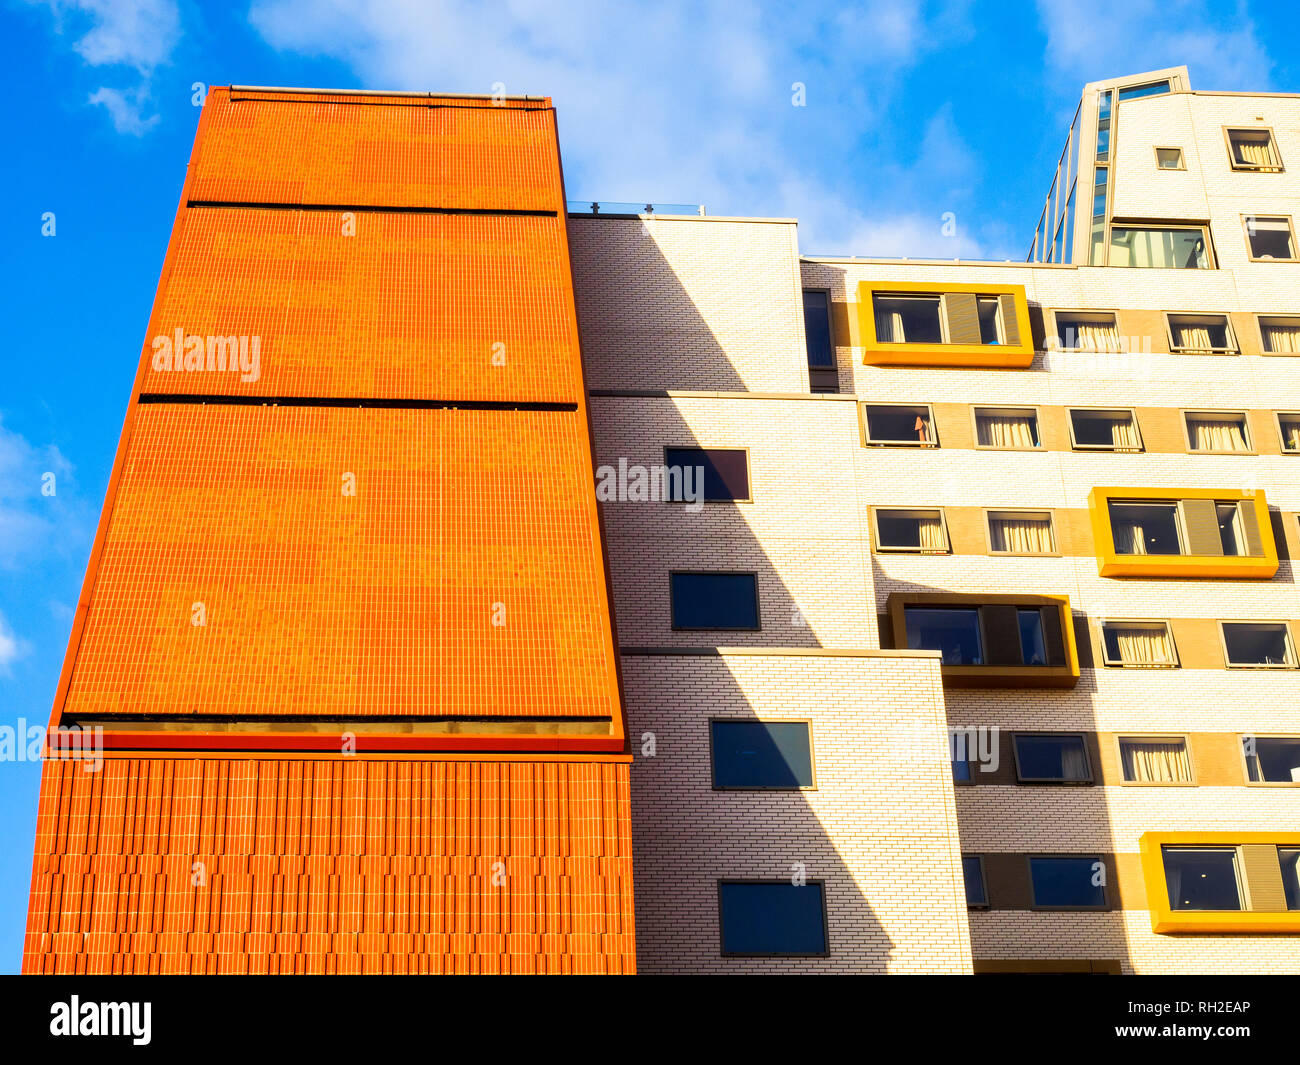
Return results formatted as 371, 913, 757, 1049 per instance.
187, 199, 558, 216
136, 394, 579, 412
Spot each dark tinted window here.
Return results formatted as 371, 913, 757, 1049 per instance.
1162, 848, 1241, 910
1223, 623, 1293, 666
962, 857, 987, 907
664, 447, 750, 502
1281, 848, 1300, 910
711, 721, 813, 788
904, 606, 982, 664
1243, 736, 1300, 782
1029, 857, 1106, 907
1018, 608, 1048, 665
719, 881, 827, 955
671, 572, 759, 630
1014, 734, 1091, 782
802, 290, 834, 368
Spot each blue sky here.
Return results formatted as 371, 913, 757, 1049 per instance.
0, 0, 1295, 973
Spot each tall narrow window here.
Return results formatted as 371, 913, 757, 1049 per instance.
1217, 502, 1247, 555
963, 856, 988, 908
1278, 413, 1300, 453
1185, 411, 1251, 453
977, 297, 1004, 344
1119, 737, 1192, 783
1281, 849, 1300, 909
988, 511, 1056, 554
1260, 316, 1300, 354
802, 290, 834, 368
974, 407, 1040, 449
1018, 609, 1048, 666
1244, 216, 1296, 261
1228, 129, 1283, 171
1102, 621, 1177, 667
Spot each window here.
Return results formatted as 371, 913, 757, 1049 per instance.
1167, 313, 1236, 354
963, 856, 988, 908
663, 447, 751, 502
1013, 734, 1092, 783
1243, 736, 1300, 783
1281, 849, 1300, 909
1117, 80, 1169, 101
862, 403, 937, 447
1054, 311, 1123, 351
977, 297, 1003, 344
1278, 413, 1300, 454
873, 293, 943, 343
1119, 737, 1193, 783
1221, 622, 1296, 668
1184, 411, 1251, 453
1162, 848, 1242, 911
1155, 146, 1184, 170
1243, 215, 1296, 261
987, 511, 1056, 554
873, 508, 949, 553
670, 572, 760, 630
710, 720, 814, 789
1109, 501, 1183, 554
904, 606, 982, 665
1109, 226, 1211, 268
1101, 620, 1178, 667
1068, 408, 1142, 451
801, 290, 834, 368
1227, 128, 1283, 172
1018, 608, 1047, 665
974, 406, 1040, 449
1029, 857, 1107, 909
1259, 315, 1300, 354
718, 881, 827, 956
1216, 502, 1247, 555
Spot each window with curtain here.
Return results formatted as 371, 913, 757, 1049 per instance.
975, 408, 1040, 448
1109, 501, 1182, 555
988, 512, 1056, 554
1186, 412, 1251, 452
1260, 316, 1300, 354
1056, 313, 1123, 351
873, 295, 942, 343
1013, 734, 1091, 782
1119, 737, 1193, 782
1279, 414, 1300, 453
1069, 408, 1141, 450
1102, 621, 1177, 667
875, 509, 948, 552
1168, 313, 1234, 353
1228, 129, 1283, 171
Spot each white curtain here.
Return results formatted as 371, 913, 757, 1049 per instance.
1236, 137, 1281, 169
1108, 416, 1140, 449
875, 311, 905, 342
918, 515, 946, 550
1172, 324, 1214, 351
990, 516, 1055, 553
1190, 418, 1249, 452
1263, 322, 1300, 353
1060, 744, 1090, 780
1114, 520, 1147, 555
977, 413, 1037, 448
1282, 420, 1300, 452
1121, 739, 1192, 782
1112, 625, 1175, 665
1067, 321, 1124, 352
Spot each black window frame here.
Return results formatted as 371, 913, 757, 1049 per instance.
709, 718, 816, 791
717, 879, 830, 958
669, 571, 761, 631
1027, 855, 1109, 911
662, 446, 752, 503
1012, 732, 1094, 785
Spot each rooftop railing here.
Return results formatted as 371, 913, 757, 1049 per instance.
566, 200, 705, 216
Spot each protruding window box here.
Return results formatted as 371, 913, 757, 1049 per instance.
1088, 487, 1278, 579
887, 592, 1080, 688
858, 282, 1035, 368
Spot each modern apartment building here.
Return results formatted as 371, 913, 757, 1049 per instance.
574, 65, 1300, 974
25, 67, 1300, 975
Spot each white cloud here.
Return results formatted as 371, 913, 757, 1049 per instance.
28, 0, 181, 133
0, 610, 31, 675
1035, 0, 1273, 93
87, 84, 160, 134
247, 0, 1003, 256
0, 420, 77, 570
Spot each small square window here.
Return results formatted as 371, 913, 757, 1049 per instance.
962, 856, 988, 908
1101, 620, 1178, 667
1155, 147, 1184, 170
1221, 622, 1297, 668
1118, 736, 1192, 783
1162, 847, 1242, 911
1277, 413, 1300, 453
974, 406, 1040, 449
1243, 736, 1300, 783
1013, 733, 1092, 783
1227, 128, 1283, 171
1184, 411, 1251, 453
1054, 312, 1123, 352
873, 508, 949, 553
1029, 857, 1107, 908
1167, 313, 1236, 354
862, 404, 937, 447
987, 511, 1056, 555
1244, 215, 1296, 261
1067, 408, 1142, 451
